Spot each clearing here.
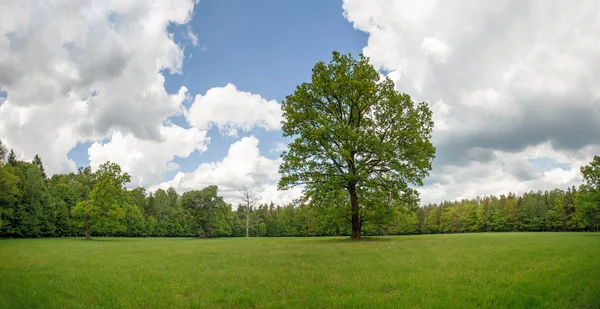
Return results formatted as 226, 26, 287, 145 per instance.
0, 233, 599, 308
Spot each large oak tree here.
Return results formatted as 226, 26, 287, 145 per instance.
278, 51, 436, 239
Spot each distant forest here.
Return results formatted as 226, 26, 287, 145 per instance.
1, 143, 599, 238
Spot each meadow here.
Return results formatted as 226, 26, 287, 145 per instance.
1, 233, 599, 309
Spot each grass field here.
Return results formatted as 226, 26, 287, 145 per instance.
0, 233, 599, 309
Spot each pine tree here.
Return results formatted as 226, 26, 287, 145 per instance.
0, 140, 6, 163
32, 154, 47, 180
7, 149, 17, 166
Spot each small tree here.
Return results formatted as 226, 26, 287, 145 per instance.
239, 186, 258, 237
278, 51, 435, 239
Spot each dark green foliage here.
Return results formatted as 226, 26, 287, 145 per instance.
181, 186, 231, 237
1, 155, 599, 239
0, 162, 52, 237
6, 149, 16, 166
119, 202, 146, 236
0, 164, 21, 233
577, 156, 600, 230
32, 154, 47, 180
129, 187, 148, 214
0, 140, 6, 163
416, 185, 599, 233
519, 192, 548, 231
49, 183, 76, 236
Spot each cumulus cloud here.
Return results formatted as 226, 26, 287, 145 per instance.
186, 83, 283, 136
0, 0, 197, 173
88, 125, 209, 188
420, 37, 449, 63
150, 136, 303, 206
421, 143, 600, 204
0, 1, 294, 202
259, 184, 304, 206
343, 0, 600, 204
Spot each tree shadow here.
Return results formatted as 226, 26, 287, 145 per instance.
81, 238, 134, 242
78, 237, 193, 242
312, 236, 398, 243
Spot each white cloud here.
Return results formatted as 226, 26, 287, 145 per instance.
183, 136, 281, 192
0, 1, 298, 204
430, 100, 451, 132
186, 83, 283, 136
418, 143, 600, 205
150, 136, 303, 206
88, 125, 209, 187
259, 184, 304, 206
0, 0, 197, 174
420, 37, 449, 63
186, 25, 198, 46
344, 0, 600, 204
270, 142, 288, 153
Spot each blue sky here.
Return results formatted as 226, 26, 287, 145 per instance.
68, 0, 368, 183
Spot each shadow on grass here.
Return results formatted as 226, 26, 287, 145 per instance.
312, 236, 398, 243
79, 237, 196, 242
82, 238, 135, 242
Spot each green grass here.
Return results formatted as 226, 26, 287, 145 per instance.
1, 233, 599, 309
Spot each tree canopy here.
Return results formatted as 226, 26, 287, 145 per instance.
278, 51, 436, 239
181, 185, 231, 238
581, 155, 600, 190
71, 162, 131, 239
577, 156, 600, 230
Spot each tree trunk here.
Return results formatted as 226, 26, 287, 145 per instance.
245, 209, 250, 238
348, 185, 361, 240
84, 224, 90, 240
84, 200, 91, 240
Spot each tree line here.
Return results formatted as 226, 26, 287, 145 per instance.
1, 140, 598, 239
417, 186, 599, 234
